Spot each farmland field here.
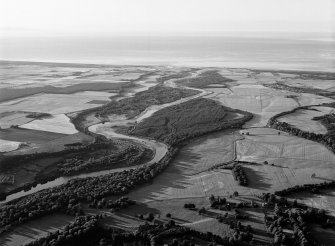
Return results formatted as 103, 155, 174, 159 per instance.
0, 92, 117, 115
0, 112, 34, 129
277, 106, 335, 134
126, 130, 240, 202
1, 62, 335, 246
20, 114, 78, 134
0, 139, 22, 153
287, 190, 335, 217
0, 128, 93, 155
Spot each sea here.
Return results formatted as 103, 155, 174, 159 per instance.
0, 33, 334, 71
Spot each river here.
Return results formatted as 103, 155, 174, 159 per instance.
1, 72, 208, 204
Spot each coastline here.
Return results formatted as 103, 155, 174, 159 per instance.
1, 59, 334, 74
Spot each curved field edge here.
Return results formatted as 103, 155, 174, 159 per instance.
267, 101, 335, 154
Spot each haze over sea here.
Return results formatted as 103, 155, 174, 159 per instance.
0, 33, 334, 71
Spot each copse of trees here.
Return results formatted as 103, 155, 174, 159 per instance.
88, 196, 135, 211
183, 203, 196, 209
209, 195, 227, 209
261, 192, 334, 246
130, 98, 253, 146
232, 165, 248, 186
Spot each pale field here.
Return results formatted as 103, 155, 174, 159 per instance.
285, 79, 335, 91
85, 72, 143, 82
206, 84, 300, 127
0, 91, 116, 114
0, 63, 148, 89
20, 114, 78, 134
297, 93, 334, 106
5, 132, 94, 155
206, 81, 334, 127
0, 64, 90, 88
0, 112, 33, 129
0, 139, 22, 152
277, 106, 334, 134
277, 73, 299, 78
0, 214, 73, 246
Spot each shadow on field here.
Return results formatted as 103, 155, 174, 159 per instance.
128, 149, 206, 201
243, 166, 272, 191
101, 203, 162, 229
313, 176, 335, 182
0, 214, 73, 246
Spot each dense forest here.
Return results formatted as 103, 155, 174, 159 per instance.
96, 85, 199, 119
130, 98, 252, 146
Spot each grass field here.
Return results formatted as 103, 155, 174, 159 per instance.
205, 69, 334, 128
2, 64, 335, 245
236, 128, 335, 192
287, 190, 335, 217
0, 112, 34, 129
277, 106, 334, 134
0, 128, 93, 155
124, 131, 240, 202
285, 79, 335, 91
0, 139, 22, 153
205, 84, 299, 127
20, 114, 78, 134
0, 92, 116, 115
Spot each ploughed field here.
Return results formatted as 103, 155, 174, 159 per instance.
1, 62, 335, 246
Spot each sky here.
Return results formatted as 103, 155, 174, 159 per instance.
0, 0, 334, 36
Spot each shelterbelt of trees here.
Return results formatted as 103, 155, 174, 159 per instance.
268, 102, 335, 154
130, 98, 253, 146
265, 82, 335, 99
56, 142, 152, 176
0, 147, 178, 235
23, 190, 335, 246
24, 214, 251, 246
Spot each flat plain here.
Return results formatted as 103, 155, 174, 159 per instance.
1, 62, 335, 246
